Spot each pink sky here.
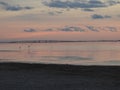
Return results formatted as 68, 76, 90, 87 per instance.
0, 0, 120, 41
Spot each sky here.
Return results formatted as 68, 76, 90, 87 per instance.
0, 0, 120, 41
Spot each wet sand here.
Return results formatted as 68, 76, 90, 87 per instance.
0, 62, 120, 90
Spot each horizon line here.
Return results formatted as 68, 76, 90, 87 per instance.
1, 39, 120, 43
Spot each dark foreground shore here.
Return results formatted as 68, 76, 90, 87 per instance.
0, 62, 120, 90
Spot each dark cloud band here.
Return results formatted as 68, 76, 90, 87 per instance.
91, 14, 112, 19
42, 0, 120, 9
39, 25, 118, 32
24, 28, 36, 32
0, 1, 33, 11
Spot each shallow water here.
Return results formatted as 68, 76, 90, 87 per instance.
0, 42, 120, 65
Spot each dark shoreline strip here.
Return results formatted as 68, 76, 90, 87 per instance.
0, 62, 120, 90
0, 62, 120, 74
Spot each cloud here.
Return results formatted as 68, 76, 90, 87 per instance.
0, 1, 33, 11
40, 26, 86, 32
86, 26, 99, 32
24, 28, 36, 32
107, 0, 120, 5
42, 0, 120, 9
60, 26, 86, 32
86, 25, 118, 32
0, 1, 8, 6
40, 25, 119, 32
48, 12, 55, 15
81, 8, 94, 12
48, 11, 63, 16
105, 27, 118, 32
6, 6, 33, 11
91, 14, 111, 19
117, 15, 120, 17
43, 28, 55, 31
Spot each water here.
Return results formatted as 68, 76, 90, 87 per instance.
0, 42, 120, 65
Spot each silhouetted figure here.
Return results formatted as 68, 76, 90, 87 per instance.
28, 45, 31, 53
19, 46, 21, 51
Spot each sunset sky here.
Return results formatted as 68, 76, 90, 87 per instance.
0, 0, 120, 41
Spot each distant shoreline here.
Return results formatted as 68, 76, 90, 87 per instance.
0, 40, 120, 43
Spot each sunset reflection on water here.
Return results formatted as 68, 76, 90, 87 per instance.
0, 42, 120, 65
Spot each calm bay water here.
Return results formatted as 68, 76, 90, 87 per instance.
0, 42, 120, 65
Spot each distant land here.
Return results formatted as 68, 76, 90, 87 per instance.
0, 40, 120, 43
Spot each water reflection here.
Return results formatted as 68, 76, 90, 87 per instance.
0, 42, 120, 65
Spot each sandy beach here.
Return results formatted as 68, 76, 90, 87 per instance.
0, 62, 120, 90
